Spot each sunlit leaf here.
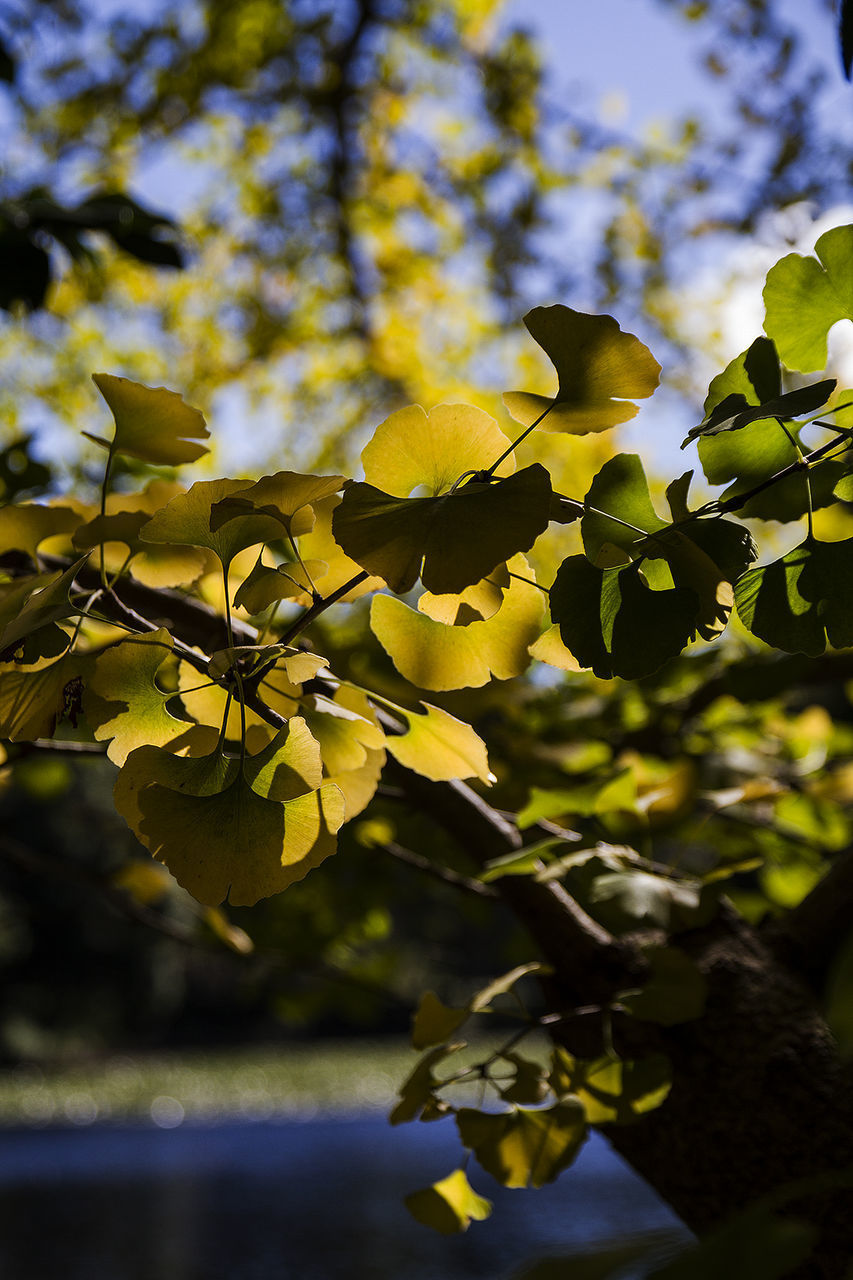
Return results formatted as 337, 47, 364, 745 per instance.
84, 629, 218, 765
297, 494, 383, 600
456, 1101, 586, 1188
404, 1168, 492, 1235
89, 373, 210, 464
210, 471, 345, 539
582, 453, 667, 566
361, 402, 516, 496
550, 1049, 672, 1124
140, 479, 285, 569
0, 504, 80, 561
589, 870, 708, 932
0, 559, 85, 659
418, 566, 509, 626
528, 623, 583, 671
763, 225, 853, 371
503, 306, 660, 434
370, 558, 544, 690
734, 537, 853, 656
113, 719, 345, 905
233, 555, 324, 612
332, 464, 551, 595
468, 962, 546, 1012
383, 701, 494, 784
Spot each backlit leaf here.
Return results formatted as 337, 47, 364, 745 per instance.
84, 629, 218, 765
332, 464, 551, 595
90, 373, 210, 464
391, 1043, 466, 1125
412, 991, 468, 1050
140, 479, 285, 570
113, 719, 345, 905
582, 454, 667, 566
503, 306, 660, 434
0, 559, 84, 659
456, 1102, 586, 1188
404, 1169, 492, 1235
210, 471, 345, 539
763, 225, 853, 370
550, 1050, 672, 1124
383, 701, 494, 784
0, 650, 88, 740
0, 504, 80, 561
734, 537, 853, 656
361, 403, 516, 496
370, 558, 544, 690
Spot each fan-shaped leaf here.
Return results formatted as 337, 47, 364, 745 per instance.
362, 403, 515, 497
332, 464, 551, 595
503, 306, 660, 434
90, 373, 209, 465
384, 701, 493, 784
140, 479, 285, 570
763, 225, 853, 371
210, 471, 345, 539
456, 1102, 586, 1188
0, 504, 80, 560
734, 536, 853, 656
405, 1169, 492, 1235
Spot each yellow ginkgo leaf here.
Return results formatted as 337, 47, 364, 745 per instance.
362, 402, 515, 497
89, 373, 210, 465
503, 306, 660, 434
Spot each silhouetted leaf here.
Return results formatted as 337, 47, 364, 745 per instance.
734, 537, 853, 656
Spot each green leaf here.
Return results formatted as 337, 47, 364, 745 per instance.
332, 464, 552, 595
619, 946, 707, 1026
382, 700, 494, 784
582, 453, 666, 566
734, 537, 853, 656
361, 402, 517, 494
550, 556, 697, 680
139, 479, 285, 570
232, 556, 324, 613
411, 991, 469, 1050
0, 559, 85, 659
503, 306, 660, 434
0, 504, 80, 560
588, 870, 707, 932
113, 719, 345, 906
84, 630, 218, 765
684, 382, 835, 446
456, 1101, 586, 1188
89, 373, 210, 464
404, 1168, 492, 1235
468, 962, 546, 1012
763, 224, 853, 370
370, 559, 544, 690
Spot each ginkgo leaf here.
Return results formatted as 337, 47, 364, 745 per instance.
528, 623, 582, 671
456, 1102, 586, 1188
411, 991, 469, 1050
0, 504, 80, 561
113, 719, 345, 905
763, 225, 853, 371
0, 650, 89, 740
418, 566, 509, 626
390, 1043, 467, 1125
549, 1050, 671, 1124
582, 454, 667, 566
0, 559, 85, 658
370, 558, 544, 691
683, 381, 835, 446
233, 556, 325, 612
89, 373, 210, 464
210, 471, 345, 539
361, 402, 516, 496
404, 1169, 492, 1235
734, 537, 853, 656
332, 464, 552, 595
382, 701, 493, 784
84, 629, 218, 765
498, 1053, 549, 1105
301, 686, 386, 820
503, 306, 660, 434
140, 479, 285, 570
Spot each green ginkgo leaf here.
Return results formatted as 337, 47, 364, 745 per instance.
404, 1169, 492, 1235
734, 536, 853, 656
140, 479, 285, 570
503, 306, 660, 434
233, 556, 326, 612
411, 991, 469, 1050
113, 718, 345, 905
332, 464, 551, 595
210, 471, 345, 539
361, 403, 516, 496
0, 504, 80, 561
370, 560, 544, 690
763, 225, 853, 370
456, 1101, 586, 1188
84, 629, 217, 765
582, 454, 667, 566
89, 373, 210, 464
0, 559, 85, 659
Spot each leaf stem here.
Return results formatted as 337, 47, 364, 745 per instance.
486, 402, 556, 477
277, 570, 368, 645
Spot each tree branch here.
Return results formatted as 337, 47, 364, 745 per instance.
763, 843, 853, 990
